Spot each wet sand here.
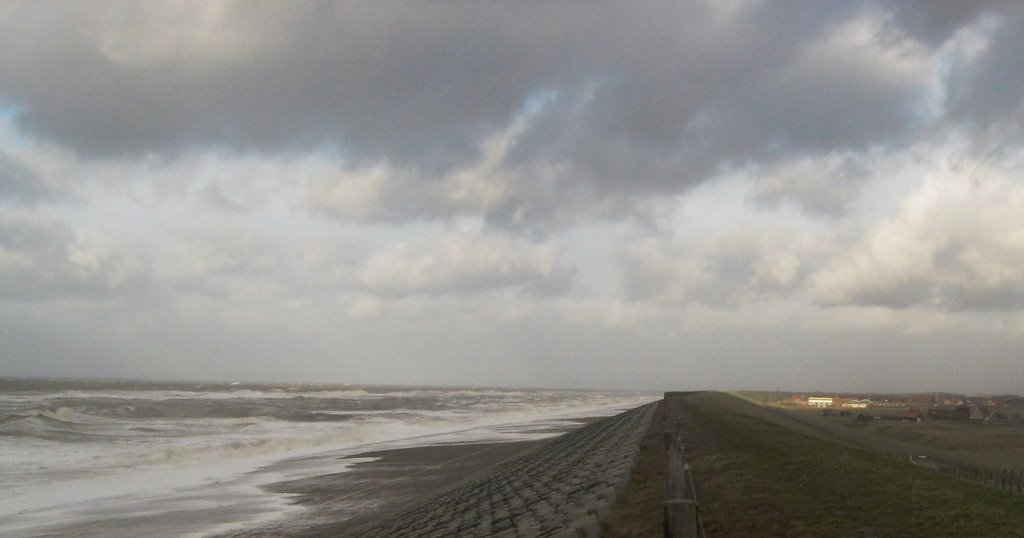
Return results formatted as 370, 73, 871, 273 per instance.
226, 418, 603, 537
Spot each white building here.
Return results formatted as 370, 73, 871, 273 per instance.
808, 396, 833, 407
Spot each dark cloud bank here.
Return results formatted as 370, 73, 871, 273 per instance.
3, 1, 1021, 216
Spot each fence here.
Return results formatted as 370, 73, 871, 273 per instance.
664, 393, 706, 538
947, 464, 1024, 493
766, 403, 1024, 496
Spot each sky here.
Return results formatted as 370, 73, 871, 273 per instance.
1, 1, 1023, 393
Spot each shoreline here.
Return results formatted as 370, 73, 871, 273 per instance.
225, 416, 607, 537
343, 403, 657, 537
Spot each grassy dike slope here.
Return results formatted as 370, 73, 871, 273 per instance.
666, 392, 1024, 537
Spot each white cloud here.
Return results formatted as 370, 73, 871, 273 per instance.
0, 213, 150, 300
355, 229, 574, 297
617, 226, 823, 307
752, 153, 867, 216
306, 163, 406, 221
160, 226, 283, 281
92, 1, 272, 70
812, 161, 1024, 309
0, 116, 78, 203
304, 108, 532, 223
789, 11, 937, 101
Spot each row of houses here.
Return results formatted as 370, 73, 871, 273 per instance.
927, 406, 1011, 421
806, 396, 870, 408
794, 393, 1016, 409
823, 408, 925, 421
802, 393, 1020, 421
825, 406, 1013, 422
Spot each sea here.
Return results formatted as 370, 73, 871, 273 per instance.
0, 378, 657, 537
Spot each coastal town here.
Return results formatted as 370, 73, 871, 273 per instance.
777, 393, 1024, 422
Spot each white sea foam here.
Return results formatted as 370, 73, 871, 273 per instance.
0, 383, 657, 537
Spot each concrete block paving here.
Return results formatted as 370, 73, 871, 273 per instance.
349, 402, 656, 537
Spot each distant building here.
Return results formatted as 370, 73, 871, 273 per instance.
808, 396, 833, 407
927, 408, 956, 420
897, 409, 923, 422
969, 407, 994, 421
845, 398, 871, 408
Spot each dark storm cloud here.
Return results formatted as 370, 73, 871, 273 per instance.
1, 2, 951, 202
1, 1, 567, 163
881, 0, 1012, 45
945, 3, 1024, 141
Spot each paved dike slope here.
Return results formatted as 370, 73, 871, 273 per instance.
348, 402, 657, 538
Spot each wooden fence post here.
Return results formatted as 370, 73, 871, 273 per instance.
665, 499, 698, 538
663, 394, 698, 538
665, 430, 683, 495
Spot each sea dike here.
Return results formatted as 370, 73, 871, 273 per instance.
349, 402, 657, 538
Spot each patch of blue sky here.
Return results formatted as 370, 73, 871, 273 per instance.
0, 100, 22, 120
520, 88, 559, 119
0, 100, 31, 148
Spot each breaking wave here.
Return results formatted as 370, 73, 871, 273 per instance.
0, 379, 658, 536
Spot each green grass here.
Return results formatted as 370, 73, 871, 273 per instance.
672, 392, 1024, 537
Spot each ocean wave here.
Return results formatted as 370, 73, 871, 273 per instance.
0, 416, 108, 443
39, 406, 76, 422
0, 384, 658, 538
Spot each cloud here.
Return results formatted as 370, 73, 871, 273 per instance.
718, 10, 937, 155
0, 1, 951, 227
160, 226, 283, 281
304, 114, 522, 223
811, 162, 1024, 310
3, 2, 1024, 392
752, 153, 868, 217
304, 109, 594, 230
617, 227, 820, 308
0, 152, 51, 204
0, 213, 150, 300
944, 4, 1024, 147
0, 116, 76, 205
0, 1, 551, 161
355, 229, 574, 297
883, 0, 1012, 45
